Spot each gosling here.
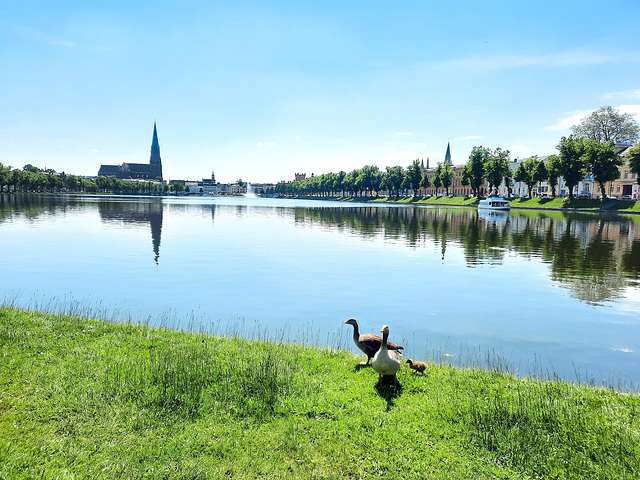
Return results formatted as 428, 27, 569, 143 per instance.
406, 358, 427, 374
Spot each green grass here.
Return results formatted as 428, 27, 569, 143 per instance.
369, 195, 480, 206
1, 307, 639, 479
304, 194, 640, 212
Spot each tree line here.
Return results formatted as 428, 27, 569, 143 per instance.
2, 107, 639, 198
268, 107, 640, 200
0, 164, 183, 195
267, 138, 639, 200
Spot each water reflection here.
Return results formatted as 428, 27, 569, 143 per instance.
98, 199, 164, 264
290, 206, 640, 305
0, 194, 165, 265
2, 195, 639, 305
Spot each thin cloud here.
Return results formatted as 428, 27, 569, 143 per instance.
437, 48, 639, 73
51, 39, 75, 47
454, 135, 483, 141
545, 110, 592, 131
396, 132, 411, 136
604, 90, 640, 100
411, 142, 426, 147
617, 104, 640, 118
257, 142, 276, 147
4, 21, 76, 48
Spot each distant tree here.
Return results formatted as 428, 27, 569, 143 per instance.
0, 163, 11, 192
357, 165, 380, 197
464, 146, 489, 196
84, 179, 98, 193
371, 169, 384, 196
383, 166, 404, 197
47, 174, 63, 192
514, 161, 533, 197
432, 164, 443, 195
503, 163, 514, 197
571, 106, 639, 144
406, 159, 423, 196
628, 144, 640, 185
532, 158, 548, 194
9, 169, 24, 192
439, 162, 455, 196
420, 169, 431, 191
557, 136, 589, 199
546, 155, 561, 197
334, 171, 346, 196
484, 147, 510, 195
23, 164, 40, 173
583, 139, 622, 199
343, 170, 357, 197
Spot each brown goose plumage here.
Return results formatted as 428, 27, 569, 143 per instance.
343, 318, 404, 365
406, 358, 427, 374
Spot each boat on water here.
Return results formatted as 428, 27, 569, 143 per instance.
478, 196, 511, 210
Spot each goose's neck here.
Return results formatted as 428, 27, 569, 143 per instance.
352, 323, 360, 342
381, 329, 389, 349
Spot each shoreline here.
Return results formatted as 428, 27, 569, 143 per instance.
2, 306, 639, 479
267, 194, 640, 215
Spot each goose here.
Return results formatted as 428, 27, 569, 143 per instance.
406, 358, 427, 374
371, 325, 402, 382
343, 318, 404, 365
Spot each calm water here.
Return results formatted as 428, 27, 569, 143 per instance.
2, 194, 639, 387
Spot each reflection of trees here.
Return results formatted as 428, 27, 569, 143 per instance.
291, 206, 640, 304
0, 192, 75, 222
4, 195, 640, 304
621, 240, 640, 277
1, 194, 166, 264
544, 218, 622, 304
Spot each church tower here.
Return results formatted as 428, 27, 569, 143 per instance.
444, 142, 452, 166
149, 122, 163, 179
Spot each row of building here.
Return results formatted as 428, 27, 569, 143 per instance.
420, 142, 639, 199
97, 122, 277, 195
169, 172, 274, 196
98, 123, 637, 200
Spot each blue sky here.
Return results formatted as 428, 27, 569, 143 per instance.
2, 1, 639, 184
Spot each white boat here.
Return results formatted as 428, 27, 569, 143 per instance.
478, 196, 511, 210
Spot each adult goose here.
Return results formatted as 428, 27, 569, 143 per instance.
371, 325, 402, 383
343, 318, 404, 365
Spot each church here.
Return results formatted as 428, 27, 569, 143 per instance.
98, 122, 163, 180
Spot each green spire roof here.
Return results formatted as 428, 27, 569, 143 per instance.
149, 122, 161, 165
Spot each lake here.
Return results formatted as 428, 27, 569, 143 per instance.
1, 193, 639, 388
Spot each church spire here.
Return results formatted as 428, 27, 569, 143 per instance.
150, 122, 161, 164
444, 142, 451, 166
149, 121, 163, 179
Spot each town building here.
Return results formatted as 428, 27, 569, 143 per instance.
98, 122, 163, 180
420, 143, 488, 197
183, 171, 253, 195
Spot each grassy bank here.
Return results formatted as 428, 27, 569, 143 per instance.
1, 307, 639, 479
293, 194, 640, 212
509, 196, 640, 212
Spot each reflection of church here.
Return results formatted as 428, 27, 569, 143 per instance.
98, 122, 163, 180
98, 200, 163, 264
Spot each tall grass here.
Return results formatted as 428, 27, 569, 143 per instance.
464, 378, 640, 477
2, 305, 640, 479
101, 334, 298, 420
